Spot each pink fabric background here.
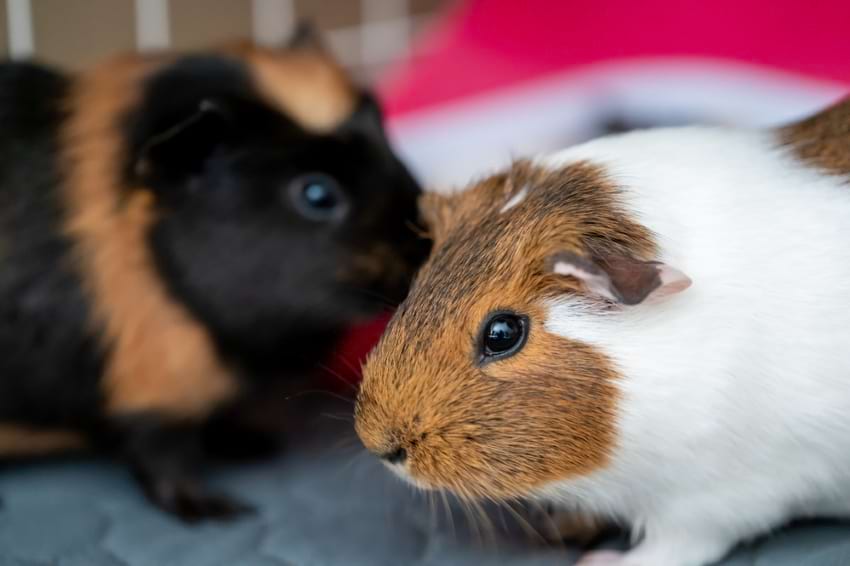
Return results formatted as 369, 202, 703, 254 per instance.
380, 0, 850, 117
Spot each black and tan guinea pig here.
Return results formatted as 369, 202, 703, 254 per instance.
0, 28, 428, 521
356, 98, 850, 565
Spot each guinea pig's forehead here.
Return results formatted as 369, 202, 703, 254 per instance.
423, 227, 522, 293
396, 246, 531, 346
396, 160, 623, 324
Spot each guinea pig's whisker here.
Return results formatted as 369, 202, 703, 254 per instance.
452, 491, 488, 549
321, 411, 354, 423
426, 490, 438, 533
440, 490, 457, 542
335, 357, 366, 383
460, 499, 483, 548
525, 498, 569, 550
283, 388, 355, 405
331, 445, 370, 482
495, 502, 510, 533
330, 435, 360, 453
346, 286, 397, 309
315, 363, 360, 395
499, 499, 548, 546
469, 498, 498, 548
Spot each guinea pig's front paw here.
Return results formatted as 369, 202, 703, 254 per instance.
574, 550, 630, 565
118, 416, 257, 523
142, 476, 255, 523
549, 509, 606, 546
530, 504, 606, 545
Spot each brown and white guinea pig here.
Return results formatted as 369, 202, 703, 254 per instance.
356, 97, 850, 565
0, 27, 428, 522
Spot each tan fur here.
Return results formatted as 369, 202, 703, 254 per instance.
0, 424, 86, 456
227, 42, 357, 133
779, 97, 850, 176
61, 55, 239, 419
356, 161, 655, 500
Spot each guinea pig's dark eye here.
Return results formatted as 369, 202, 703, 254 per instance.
479, 312, 529, 363
287, 173, 349, 222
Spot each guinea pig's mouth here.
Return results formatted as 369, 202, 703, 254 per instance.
371, 444, 433, 489
382, 459, 434, 491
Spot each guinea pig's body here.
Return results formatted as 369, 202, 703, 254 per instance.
356, 99, 850, 565
0, 34, 427, 521
537, 115, 850, 564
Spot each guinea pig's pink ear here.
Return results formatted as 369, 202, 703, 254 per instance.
546, 251, 691, 305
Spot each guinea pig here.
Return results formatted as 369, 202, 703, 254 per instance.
0, 27, 428, 521
356, 97, 850, 565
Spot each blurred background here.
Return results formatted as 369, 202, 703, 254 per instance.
0, 0, 444, 77
4, 0, 849, 191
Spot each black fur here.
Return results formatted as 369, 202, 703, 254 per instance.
127, 56, 426, 376
108, 414, 255, 522
0, 62, 105, 428
0, 51, 427, 520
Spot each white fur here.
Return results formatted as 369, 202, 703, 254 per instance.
385, 460, 433, 491
500, 185, 529, 213
534, 127, 850, 565
551, 260, 620, 302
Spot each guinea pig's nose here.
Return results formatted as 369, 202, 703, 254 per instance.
380, 446, 407, 465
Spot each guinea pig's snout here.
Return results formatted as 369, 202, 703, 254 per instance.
360, 428, 411, 466
379, 446, 407, 465
356, 402, 413, 467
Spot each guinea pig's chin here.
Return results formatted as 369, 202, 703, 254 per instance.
384, 461, 433, 491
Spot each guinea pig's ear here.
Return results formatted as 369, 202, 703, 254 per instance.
339, 93, 388, 146
418, 191, 458, 244
546, 251, 691, 305
286, 21, 328, 53
133, 98, 232, 185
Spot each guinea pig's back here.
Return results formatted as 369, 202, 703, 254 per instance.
0, 62, 69, 230
0, 62, 104, 424
0, 62, 67, 149
543, 125, 850, 318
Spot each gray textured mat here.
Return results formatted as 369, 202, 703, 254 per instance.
1, 402, 848, 565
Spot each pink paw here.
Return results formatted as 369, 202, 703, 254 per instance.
575, 550, 628, 565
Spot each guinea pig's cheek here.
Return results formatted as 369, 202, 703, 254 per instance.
478, 328, 622, 495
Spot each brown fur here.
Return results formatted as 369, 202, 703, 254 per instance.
0, 424, 86, 456
356, 161, 655, 500
59, 42, 357, 420
779, 97, 850, 176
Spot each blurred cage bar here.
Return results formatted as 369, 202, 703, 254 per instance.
0, 0, 447, 79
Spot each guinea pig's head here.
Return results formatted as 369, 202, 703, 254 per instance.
355, 160, 690, 500
119, 33, 427, 358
